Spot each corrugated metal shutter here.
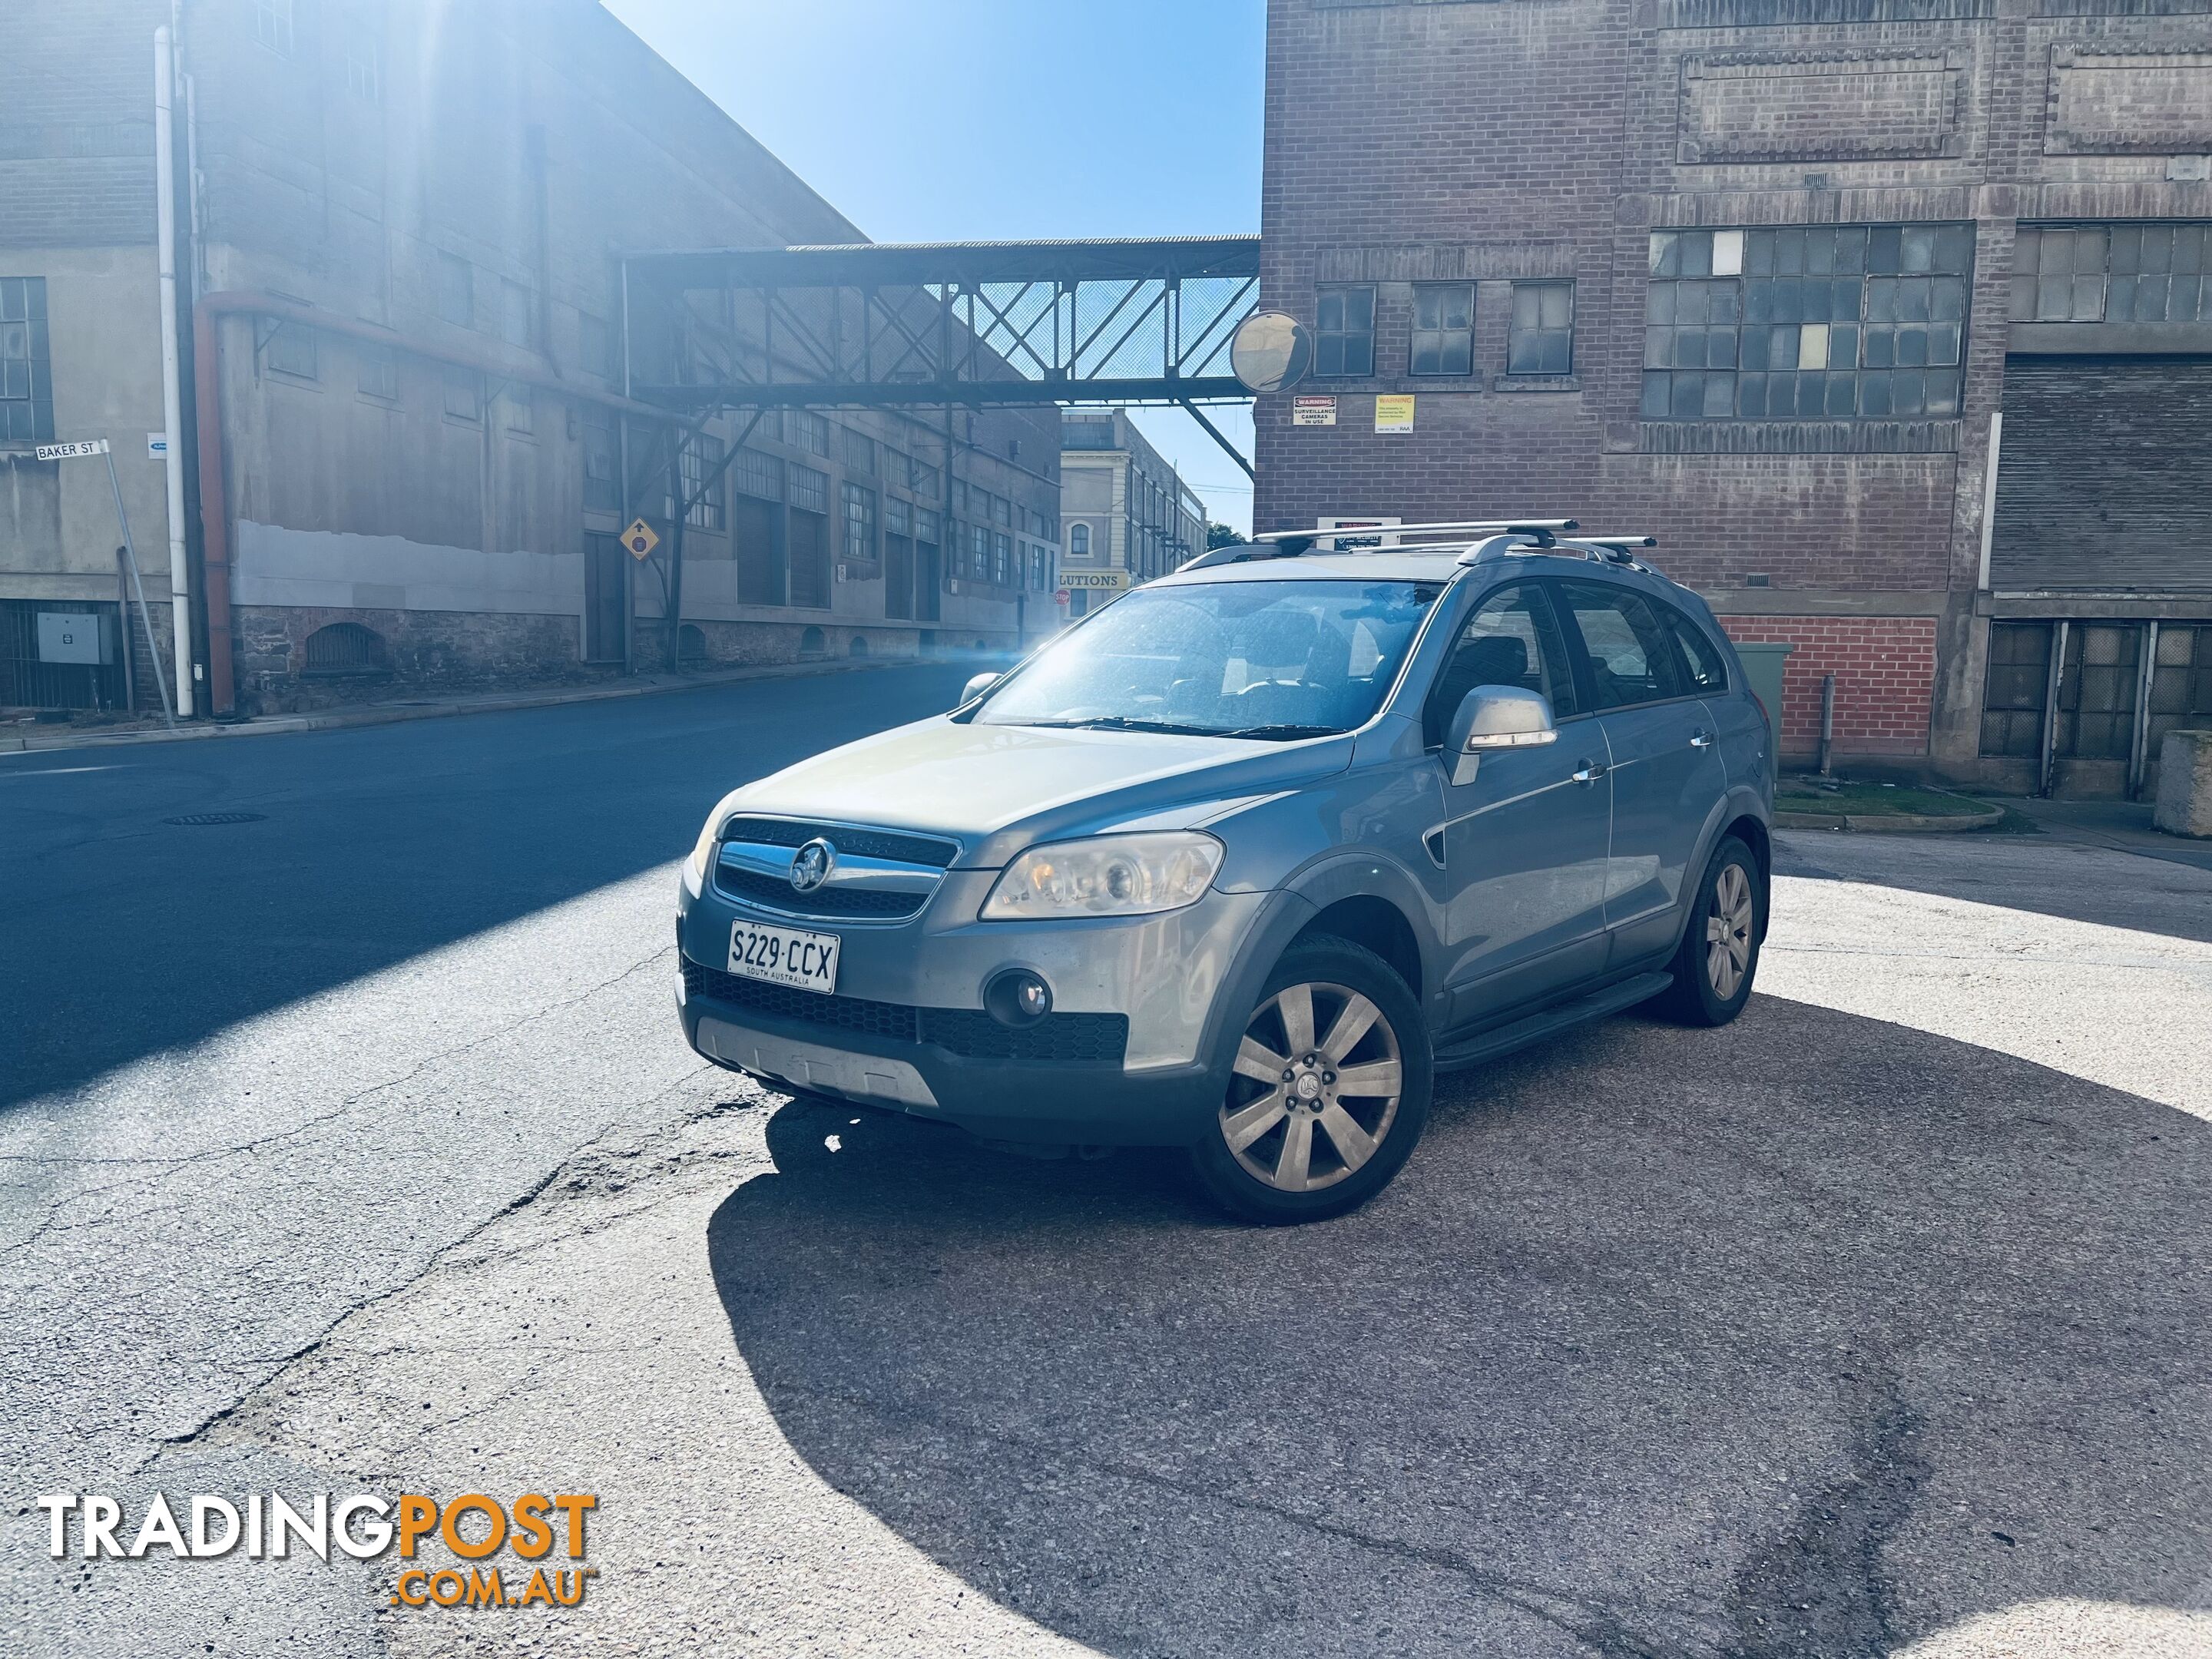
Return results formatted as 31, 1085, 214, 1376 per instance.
1989, 356, 2212, 591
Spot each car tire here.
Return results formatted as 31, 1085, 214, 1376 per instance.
1189, 937, 1432, 1226
1654, 834, 1764, 1026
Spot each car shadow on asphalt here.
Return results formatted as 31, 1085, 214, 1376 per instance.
705, 995, 2212, 1659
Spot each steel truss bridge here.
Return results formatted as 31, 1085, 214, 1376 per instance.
618, 235, 1260, 474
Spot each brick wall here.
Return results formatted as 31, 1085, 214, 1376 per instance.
1720, 615, 1938, 757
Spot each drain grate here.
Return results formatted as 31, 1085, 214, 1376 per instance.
162, 811, 267, 826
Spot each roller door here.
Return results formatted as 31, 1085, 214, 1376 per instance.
1989, 357, 2212, 591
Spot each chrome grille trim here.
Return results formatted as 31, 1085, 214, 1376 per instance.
710, 819, 952, 924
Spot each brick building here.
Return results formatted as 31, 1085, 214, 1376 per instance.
1256, 0, 2212, 796
1, 0, 1058, 718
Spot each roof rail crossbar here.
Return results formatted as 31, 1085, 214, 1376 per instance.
1247, 518, 1578, 548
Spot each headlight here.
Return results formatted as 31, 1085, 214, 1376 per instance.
980, 833, 1224, 920
685, 813, 722, 884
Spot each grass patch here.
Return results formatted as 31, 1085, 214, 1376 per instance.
1775, 779, 1993, 818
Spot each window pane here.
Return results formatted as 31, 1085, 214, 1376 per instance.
1558, 582, 1684, 709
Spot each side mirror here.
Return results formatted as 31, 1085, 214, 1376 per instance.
1445, 685, 1556, 785
959, 671, 1000, 708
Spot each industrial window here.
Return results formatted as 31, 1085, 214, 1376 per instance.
841, 482, 876, 563
952, 479, 969, 515
840, 427, 875, 475
1508, 282, 1575, 376
972, 523, 991, 580
788, 462, 828, 516
994, 531, 1013, 584
255, 0, 293, 55
500, 386, 533, 435
2011, 228, 2108, 323
1644, 225, 1972, 422
677, 435, 725, 531
993, 494, 1012, 528
2148, 624, 2212, 761
499, 280, 532, 349
1070, 523, 1091, 558
266, 323, 316, 379
344, 28, 380, 102
442, 367, 480, 421
2012, 224, 2212, 325
790, 411, 830, 459
1315, 286, 1376, 376
885, 495, 910, 538
581, 410, 618, 510
1979, 622, 2051, 758
909, 459, 939, 498
732, 448, 782, 502
1409, 284, 1474, 376
1026, 508, 1053, 540
913, 506, 939, 546
435, 254, 473, 329
0, 278, 51, 442
2056, 623, 2141, 760
356, 343, 396, 399
1063, 419, 1116, 449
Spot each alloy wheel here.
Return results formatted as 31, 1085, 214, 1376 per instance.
1705, 862, 1754, 999
1219, 981, 1402, 1193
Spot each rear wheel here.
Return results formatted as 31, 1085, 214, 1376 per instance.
1190, 938, 1431, 1225
1655, 835, 1764, 1025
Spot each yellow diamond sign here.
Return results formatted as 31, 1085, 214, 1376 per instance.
622, 518, 660, 560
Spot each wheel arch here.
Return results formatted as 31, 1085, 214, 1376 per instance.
1291, 896, 1424, 1002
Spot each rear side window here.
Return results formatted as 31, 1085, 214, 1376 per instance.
1423, 582, 1581, 747
1664, 604, 1730, 694
1555, 580, 1687, 710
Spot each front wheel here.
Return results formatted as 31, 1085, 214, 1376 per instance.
1655, 835, 1765, 1025
1189, 938, 1432, 1225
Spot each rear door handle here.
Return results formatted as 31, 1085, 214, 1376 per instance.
1690, 730, 1714, 749
1571, 760, 1607, 784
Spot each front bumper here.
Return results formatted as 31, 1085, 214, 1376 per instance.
677, 862, 1293, 1145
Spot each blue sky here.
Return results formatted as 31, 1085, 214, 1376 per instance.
601, 0, 1266, 531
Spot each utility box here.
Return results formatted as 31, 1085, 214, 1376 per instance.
1733, 641, 1794, 768
36, 611, 112, 666
2154, 730, 2212, 838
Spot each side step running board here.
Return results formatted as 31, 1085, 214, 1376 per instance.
1431, 972, 1674, 1073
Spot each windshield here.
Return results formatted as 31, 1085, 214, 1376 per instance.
975, 578, 1444, 739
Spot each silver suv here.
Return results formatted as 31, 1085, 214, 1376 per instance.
677, 520, 1771, 1223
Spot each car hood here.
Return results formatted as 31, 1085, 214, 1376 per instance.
717, 716, 1354, 867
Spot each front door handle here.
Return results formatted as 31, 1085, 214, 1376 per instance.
1571, 759, 1607, 785
1690, 730, 1714, 750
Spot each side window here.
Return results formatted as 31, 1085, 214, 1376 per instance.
1423, 584, 1580, 747
1555, 581, 1686, 710
1664, 605, 1730, 694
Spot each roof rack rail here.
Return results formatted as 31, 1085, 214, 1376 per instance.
1246, 518, 1578, 548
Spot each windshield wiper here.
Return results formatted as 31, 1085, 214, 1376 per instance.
1211, 724, 1345, 741
1015, 716, 1220, 735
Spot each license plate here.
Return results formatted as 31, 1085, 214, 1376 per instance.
727, 919, 839, 995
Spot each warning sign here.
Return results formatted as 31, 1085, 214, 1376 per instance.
1291, 396, 1336, 427
1374, 395, 1416, 433
621, 518, 660, 560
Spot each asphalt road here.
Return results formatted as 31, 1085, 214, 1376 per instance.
4, 674, 2210, 1658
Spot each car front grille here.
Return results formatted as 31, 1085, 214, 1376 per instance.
714, 866, 929, 920
720, 816, 959, 869
684, 959, 1129, 1065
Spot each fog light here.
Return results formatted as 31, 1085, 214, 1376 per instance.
985, 969, 1052, 1028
